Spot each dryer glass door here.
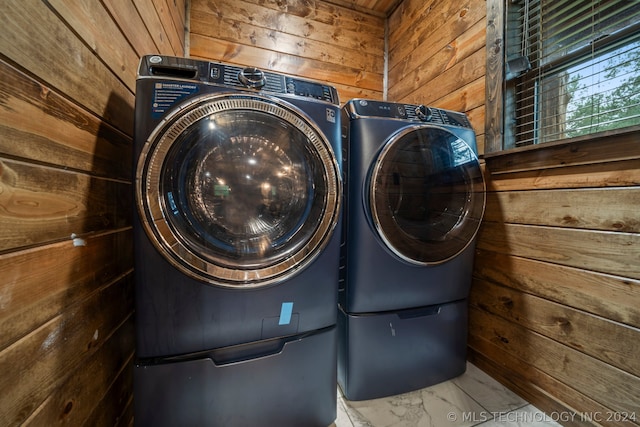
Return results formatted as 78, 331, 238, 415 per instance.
369, 125, 485, 265
136, 93, 341, 287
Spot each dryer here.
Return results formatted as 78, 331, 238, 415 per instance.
338, 99, 485, 401
133, 55, 342, 426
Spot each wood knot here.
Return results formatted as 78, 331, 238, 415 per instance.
554, 317, 572, 334
60, 400, 73, 419
499, 296, 514, 309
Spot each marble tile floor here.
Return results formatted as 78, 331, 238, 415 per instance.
331, 363, 563, 427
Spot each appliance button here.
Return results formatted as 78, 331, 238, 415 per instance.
415, 105, 433, 121
238, 67, 266, 89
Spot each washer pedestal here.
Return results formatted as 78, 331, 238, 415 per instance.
337, 300, 467, 401
135, 327, 337, 427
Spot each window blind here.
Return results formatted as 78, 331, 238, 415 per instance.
506, 0, 640, 147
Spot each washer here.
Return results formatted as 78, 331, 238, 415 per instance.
133, 55, 342, 426
338, 99, 486, 400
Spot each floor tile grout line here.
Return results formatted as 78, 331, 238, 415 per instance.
336, 390, 352, 427
452, 378, 494, 415
333, 363, 548, 427
449, 363, 537, 426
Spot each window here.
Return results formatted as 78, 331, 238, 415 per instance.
502, 0, 640, 150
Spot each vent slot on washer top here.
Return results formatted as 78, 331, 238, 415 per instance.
150, 66, 198, 79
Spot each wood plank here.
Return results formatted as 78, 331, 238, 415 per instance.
428, 77, 484, 113
391, 48, 486, 106
484, 126, 640, 173
0, 159, 132, 252
323, 0, 400, 18
484, 158, 640, 192
332, 83, 384, 104
485, 187, 640, 232
387, 0, 443, 49
46, 0, 140, 92
189, 36, 384, 90
164, 0, 187, 54
133, 0, 176, 55
246, 0, 387, 33
0, 230, 133, 351
165, 0, 187, 46
85, 354, 135, 427
476, 133, 486, 156
189, 15, 384, 73
0, 0, 135, 135
468, 350, 633, 427
174, 0, 187, 24
415, 77, 485, 118
388, 0, 484, 69
466, 104, 485, 142
484, 0, 505, 153
188, 0, 385, 100
388, 7, 485, 87
102, 0, 159, 57
473, 249, 640, 328
388, 17, 485, 95
152, 0, 184, 56
24, 318, 134, 425
0, 59, 132, 180
190, 0, 384, 56
470, 278, 640, 377
0, 275, 133, 425
468, 306, 640, 417
477, 222, 640, 279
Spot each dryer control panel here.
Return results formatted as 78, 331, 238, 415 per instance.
345, 99, 472, 129
139, 55, 339, 105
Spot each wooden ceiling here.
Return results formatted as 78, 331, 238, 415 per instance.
323, 0, 403, 17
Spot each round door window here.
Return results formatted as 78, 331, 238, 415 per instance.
136, 93, 341, 287
369, 125, 485, 265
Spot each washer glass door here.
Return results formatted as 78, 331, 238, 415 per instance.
369, 125, 485, 265
137, 93, 341, 287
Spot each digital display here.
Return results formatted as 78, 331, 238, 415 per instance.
286, 78, 329, 100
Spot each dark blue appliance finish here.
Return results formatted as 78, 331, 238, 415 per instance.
338, 99, 486, 401
135, 328, 337, 426
133, 55, 342, 426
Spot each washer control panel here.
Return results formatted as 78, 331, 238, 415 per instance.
139, 55, 339, 105
346, 99, 472, 129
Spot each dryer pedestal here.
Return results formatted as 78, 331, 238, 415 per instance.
337, 300, 467, 401
135, 326, 337, 427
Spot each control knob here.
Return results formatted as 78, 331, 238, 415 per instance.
415, 105, 433, 121
238, 67, 266, 89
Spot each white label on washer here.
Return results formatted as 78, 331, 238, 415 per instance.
326, 108, 336, 123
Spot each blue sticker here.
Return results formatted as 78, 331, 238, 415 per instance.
278, 302, 294, 325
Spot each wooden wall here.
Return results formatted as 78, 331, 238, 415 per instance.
470, 130, 640, 426
188, 0, 386, 103
386, 0, 487, 154
0, 0, 185, 425
3, 1, 638, 426
387, 2, 640, 422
